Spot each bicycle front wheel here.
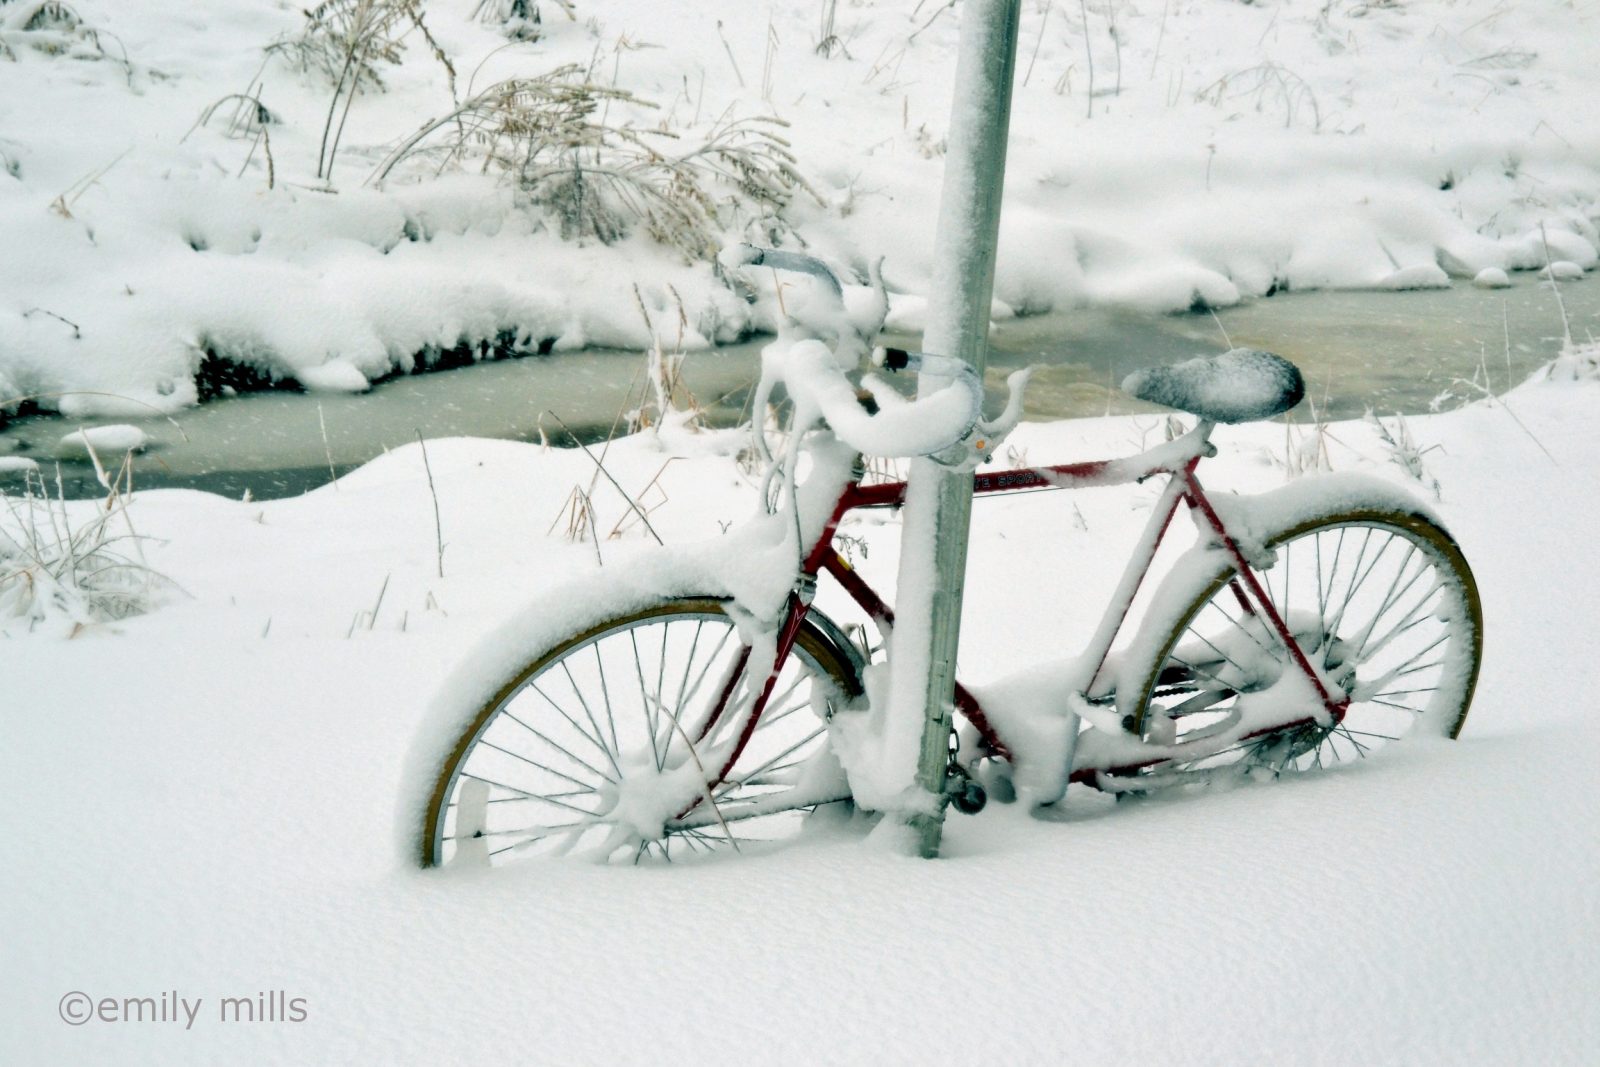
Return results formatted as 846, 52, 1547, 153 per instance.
1122, 506, 1482, 778
421, 599, 864, 867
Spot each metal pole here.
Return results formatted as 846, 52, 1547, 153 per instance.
892, 0, 1022, 858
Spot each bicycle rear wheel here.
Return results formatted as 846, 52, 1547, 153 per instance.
422, 599, 864, 867
1122, 507, 1482, 780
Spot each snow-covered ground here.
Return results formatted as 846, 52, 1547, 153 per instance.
2, 0, 1598, 415
3, 366, 1597, 1061
5, 0, 1600, 1061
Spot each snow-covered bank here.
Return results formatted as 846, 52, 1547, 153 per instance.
3, 372, 1598, 1061
2, 0, 1598, 415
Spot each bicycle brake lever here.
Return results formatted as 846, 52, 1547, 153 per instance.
876, 348, 1031, 469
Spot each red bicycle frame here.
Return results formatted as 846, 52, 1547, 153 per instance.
704, 421, 1347, 795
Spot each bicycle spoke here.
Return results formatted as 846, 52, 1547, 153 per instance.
1314, 530, 1331, 650
630, 629, 663, 772
559, 660, 621, 777
1352, 580, 1443, 666
453, 823, 589, 842
458, 771, 598, 809
653, 628, 670, 754
1366, 697, 1426, 714
673, 624, 739, 729
1345, 545, 1427, 660
528, 681, 622, 778
1370, 686, 1440, 700
476, 738, 600, 797
670, 619, 708, 743
1284, 536, 1292, 631
1165, 652, 1239, 694
477, 788, 595, 804
662, 628, 744, 756
713, 725, 826, 799
592, 641, 623, 768
1177, 627, 1262, 685
489, 824, 589, 858
501, 707, 615, 784
752, 671, 812, 730
1201, 597, 1281, 664
1325, 528, 1386, 639
1353, 632, 1450, 700
1390, 658, 1444, 681
1333, 725, 1371, 758
1341, 728, 1400, 742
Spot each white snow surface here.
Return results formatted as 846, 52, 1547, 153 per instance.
4, 378, 1598, 1063
54, 423, 149, 458
2, 0, 1599, 413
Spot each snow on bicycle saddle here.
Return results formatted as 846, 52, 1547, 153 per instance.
1121, 348, 1305, 424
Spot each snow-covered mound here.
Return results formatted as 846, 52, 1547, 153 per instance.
1, 0, 1597, 416
3, 376, 1598, 1061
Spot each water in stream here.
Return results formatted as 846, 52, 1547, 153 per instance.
2, 275, 1593, 500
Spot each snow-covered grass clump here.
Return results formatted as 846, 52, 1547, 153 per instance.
0, 472, 172, 631
1, 0, 1598, 417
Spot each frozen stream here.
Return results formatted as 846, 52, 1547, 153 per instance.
1, 275, 1593, 500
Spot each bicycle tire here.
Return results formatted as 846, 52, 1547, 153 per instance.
421, 598, 865, 867
1120, 505, 1483, 779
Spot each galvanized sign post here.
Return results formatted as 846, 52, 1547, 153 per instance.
897, 0, 1022, 858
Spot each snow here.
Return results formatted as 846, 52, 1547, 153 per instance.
54, 423, 149, 458
4, 0, 1600, 1059
1473, 266, 1512, 289
1543, 260, 1586, 281
3, 0, 1599, 414
5, 367, 1598, 1061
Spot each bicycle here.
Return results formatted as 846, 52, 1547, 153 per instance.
413, 247, 1483, 867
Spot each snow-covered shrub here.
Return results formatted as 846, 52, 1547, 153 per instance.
269, 0, 447, 93
473, 0, 575, 42
1195, 61, 1322, 132
1367, 410, 1442, 500
188, 93, 279, 189
0, 1, 129, 75
1541, 340, 1600, 381
0, 469, 173, 633
369, 65, 814, 261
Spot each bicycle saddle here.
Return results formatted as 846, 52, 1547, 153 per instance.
1121, 348, 1305, 424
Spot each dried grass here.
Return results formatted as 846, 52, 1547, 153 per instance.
369, 64, 814, 261
0, 1, 133, 84
473, 1, 576, 42
0, 452, 175, 633
185, 93, 278, 189
268, 0, 456, 180
1195, 62, 1322, 131
1366, 410, 1442, 499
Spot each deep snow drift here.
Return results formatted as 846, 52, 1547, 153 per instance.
2, 370, 1597, 1062
1, 0, 1598, 416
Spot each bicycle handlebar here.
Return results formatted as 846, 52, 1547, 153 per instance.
727, 245, 1029, 464
720, 244, 844, 299
758, 339, 985, 460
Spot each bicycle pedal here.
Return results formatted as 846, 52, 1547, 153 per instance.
972, 757, 1017, 805
950, 777, 987, 816
943, 765, 988, 815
